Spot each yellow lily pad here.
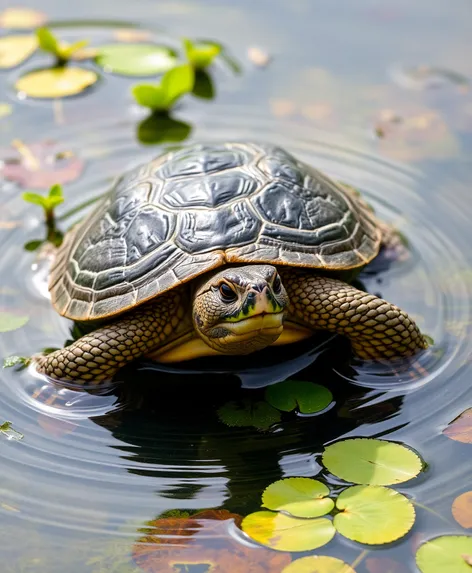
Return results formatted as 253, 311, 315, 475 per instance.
262, 478, 334, 518
322, 438, 423, 485
333, 485, 415, 545
15, 67, 98, 98
241, 510, 335, 552
0, 35, 38, 68
0, 7, 46, 29
282, 556, 356, 573
416, 535, 472, 573
0, 103, 12, 118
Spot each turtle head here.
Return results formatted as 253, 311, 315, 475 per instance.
192, 265, 288, 355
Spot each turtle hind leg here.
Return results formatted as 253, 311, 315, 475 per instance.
33, 290, 188, 385
280, 269, 428, 361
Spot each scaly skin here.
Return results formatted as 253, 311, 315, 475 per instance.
34, 270, 428, 384
279, 268, 428, 360
35, 290, 187, 383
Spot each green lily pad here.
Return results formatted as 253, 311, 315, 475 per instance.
262, 478, 334, 518
241, 511, 335, 552
0, 34, 38, 68
322, 438, 423, 485
15, 67, 98, 98
0, 312, 29, 333
265, 380, 333, 414
96, 43, 178, 76
217, 399, 281, 430
334, 485, 415, 545
416, 535, 472, 573
132, 64, 194, 112
282, 556, 356, 573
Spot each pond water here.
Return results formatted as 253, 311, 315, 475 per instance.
1, 0, 472, 571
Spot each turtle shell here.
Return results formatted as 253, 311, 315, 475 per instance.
49, 142, 381, 321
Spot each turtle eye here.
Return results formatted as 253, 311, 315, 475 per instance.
219, 283, 237, 302
272, 274, 282, 294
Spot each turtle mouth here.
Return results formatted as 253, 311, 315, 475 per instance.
217, 311, 285, 337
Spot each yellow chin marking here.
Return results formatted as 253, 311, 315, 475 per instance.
148, 336, 224, 363
218, 312, 284, 336
270, 321, 313, 345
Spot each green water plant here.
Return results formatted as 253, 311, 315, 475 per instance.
0, 313, 29, 333
96, 43, 178, 76
131, 64, 194, 113
183, 37, 221, 70
416, 535, 472, 573
265, 380, 333, 414
217, 399, 281, 431
282, 556, 356, 573
262, 477, 334, 518
36, 26, 89, 65
0, 421, 24, 440
22, 183, 64, 231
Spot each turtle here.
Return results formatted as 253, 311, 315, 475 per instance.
34, 141, 428, 385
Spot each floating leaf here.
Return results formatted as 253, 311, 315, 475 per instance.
416, 535, 472, 573
452, 491, 472, 529
322, 438, 423, 485
217, 399, 281, 430
36, 27, 89, 63
132, 64, 194, 111
241, 511, 335, 552
0, 422, 24, 441
0, 103, 12, 118
0, 7, 46, 29
265, 380, 333, 414
15, 67, 98, 98
262, 478, 334, 518
137, 113, 192, 145
444, 409, 472, 443
0, 34, 38, 68
0, 312, 29, 333
183, 37, 221, 69
3, 355, 31, 369
0, 140, 84, 189
334, 485, 415, 545
96, 43, 178, 76
282, 555, 356, 573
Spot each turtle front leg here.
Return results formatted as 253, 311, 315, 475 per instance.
34, 291, 187, 384
280, 269, 428, 360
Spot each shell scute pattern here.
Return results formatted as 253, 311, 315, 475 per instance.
49, 142, 381, 321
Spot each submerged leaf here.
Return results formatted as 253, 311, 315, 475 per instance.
136, 113, 192, 145
0, 34, 38, 68
416, 535, 472, 573
282, 555, 356, 573
15, 67, 98, 98
322, 438, 423, 485
452, 491, 472, 529
241, 511, 335, 552
334, 485, 415, 545
3, 355, 31, 369
0, 8, 46, 29
444, 409, 472, 443
96, 43, 178, 76
0, 140, 84, 189
217, 399, 281, 430
0, 312, 29, 333
265, 380, 333, 414
262, 478, 334, 518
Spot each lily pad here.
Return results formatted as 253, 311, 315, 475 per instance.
443, 409, 472, 443
0, 7, 46, 29
15, 67, 98, 98
132, 64, 194, 111
416, 535, 472, 573
452, 491, 472, 529
96, 43, 178, 76
262, 478, 334, 518
282, 556, 356, 573
0, 35, 38, 68
241, 511, 335, 552
0, 312, 29, 333
322, 438, 423, 485
265, 380, 333, 414
217, 399, 281, 430
334, 485, 415, 545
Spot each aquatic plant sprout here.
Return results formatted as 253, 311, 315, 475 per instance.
131, 64, 194, 112
36, 27, 89, 65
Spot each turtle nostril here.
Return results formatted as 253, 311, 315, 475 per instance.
251, 283, 266, 293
